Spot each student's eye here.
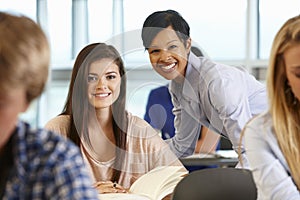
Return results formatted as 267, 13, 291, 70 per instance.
295, 73, 300, 78
87, 74, 98, 82
107, 75, 116, 80
169, 45, 178, 50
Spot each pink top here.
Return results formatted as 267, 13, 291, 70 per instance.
45, 112, 186, 189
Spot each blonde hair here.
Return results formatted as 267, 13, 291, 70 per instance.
0, 12, 50, 103
268, 15, 300, 189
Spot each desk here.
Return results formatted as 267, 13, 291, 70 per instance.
180, 150, 239, 168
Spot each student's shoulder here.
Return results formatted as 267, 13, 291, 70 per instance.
127, 112, 160, 137
149, 85, 169, 97
246, 111, 271, 128
44, 115, 70, 136
244, 111, 272, 139
128, 112, 151, 128
17, 121, 81, 163
15, 122, 99, 200
45, 115, 70, 127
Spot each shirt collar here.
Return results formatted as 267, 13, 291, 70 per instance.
182, 52, 200, 102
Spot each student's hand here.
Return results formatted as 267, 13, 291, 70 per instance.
93, 181, 127, 194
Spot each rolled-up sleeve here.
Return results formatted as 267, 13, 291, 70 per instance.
208, 77, 251, 153
165, 90, 201, 158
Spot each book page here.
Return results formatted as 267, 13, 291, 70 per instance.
129, 166, 187, 200
98, 193, 151, 200
185, 150, 238, 159
184, 153, 218, 159
216, 150, 238, 158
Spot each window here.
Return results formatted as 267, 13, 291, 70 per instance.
0, 0, 36, 20
259, 0, 300, 59
3, 0, 298, 124
88, 0, 113, 43
123, 0, 247, 60
47, 0, 72, 67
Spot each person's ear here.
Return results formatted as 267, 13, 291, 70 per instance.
186, 37, 192, 52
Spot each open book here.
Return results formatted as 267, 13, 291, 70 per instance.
98, 166, 188, 200
183, 150, 238, 159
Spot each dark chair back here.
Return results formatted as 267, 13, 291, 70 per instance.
172, 167, 257, 200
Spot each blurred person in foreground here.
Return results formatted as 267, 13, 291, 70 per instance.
0, 11, 99, 199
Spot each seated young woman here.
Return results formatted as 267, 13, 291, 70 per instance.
45, 42, 187, 194
242, 15, 300, 199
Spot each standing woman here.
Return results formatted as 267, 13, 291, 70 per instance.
141, 9, 267, 167
242, 15, 300, 199
45, 43, 186, 193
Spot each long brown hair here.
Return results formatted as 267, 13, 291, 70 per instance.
60, 43, 128, 182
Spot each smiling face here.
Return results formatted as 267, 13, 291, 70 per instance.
284, 43, 300, 101
147, 26, 191, 81
87, 58, 121, 109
